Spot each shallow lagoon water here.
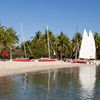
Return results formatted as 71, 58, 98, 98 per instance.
0, 65, 100, 100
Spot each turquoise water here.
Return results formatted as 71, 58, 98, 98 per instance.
0, 65, 100, 100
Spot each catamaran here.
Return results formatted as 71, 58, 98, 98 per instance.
79, 29, 96, 64
69, 29, 96, 64
79, 29, 96, 60
12, 23, 34, 62
35, 25, 57, 62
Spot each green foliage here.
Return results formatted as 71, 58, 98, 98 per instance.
94, 33, 100, 59
19, 30, 100, 59
57, 32, 70, 59
0, 27, 18, 49
71, 32, 82, 58
0, 24, 100, 59
94, 32, 100, 48
0, 26, 19, 58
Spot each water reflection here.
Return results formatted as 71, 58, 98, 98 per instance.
0, 66, 100, 100
0, 77, 16, 98
79, 65, 96, 100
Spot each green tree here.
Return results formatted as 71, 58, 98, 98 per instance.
20, 40, 33, 58
0, 26, 19, 58
71, 32, 82, 59
30, 31, 48, 58
57, 32, 70, 59
94, 32, 100, 48
34, 31, 42, 41
94, 32, 100, 59
44, 29, 56, 58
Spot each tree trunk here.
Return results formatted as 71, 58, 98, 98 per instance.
10, 50, 12, 60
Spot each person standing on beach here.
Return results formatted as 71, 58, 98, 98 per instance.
2, 50, 8, 61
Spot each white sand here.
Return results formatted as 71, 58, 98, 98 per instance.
0, 60, 99, 77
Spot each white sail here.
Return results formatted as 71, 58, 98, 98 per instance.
79, 65, 96, 99
79, 29, 96, 59
79, 29, 89, 59
88, 30, 96, 59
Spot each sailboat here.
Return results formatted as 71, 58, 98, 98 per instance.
12, 23, 34, 62
70, 29, 96, 64
38, 26, 57, 62
78, 29, 96, 64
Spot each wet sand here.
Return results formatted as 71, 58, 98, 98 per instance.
0, 60, 99, 77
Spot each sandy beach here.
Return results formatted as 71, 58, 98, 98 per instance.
0, 60, 100, 77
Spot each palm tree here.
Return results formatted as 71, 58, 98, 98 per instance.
20, 40, 33, 58
46, 29, 56, 58
57, 32, 70, 59
94, 32, 100, 59
34, 31, 42, 41
71, 32, 82, 59
6, 27, 19, 59
94, 32, 100, 49
0, 26, 5, 48
30, 31, 48, 58
0, 26, 19, 59
41, 29, 56, 58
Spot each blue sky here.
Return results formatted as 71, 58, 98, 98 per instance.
0, 0, 100, 42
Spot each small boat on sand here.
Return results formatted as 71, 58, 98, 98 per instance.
67, 29, 96, 64
38, 58, 57, 62
12, 59, 34, 62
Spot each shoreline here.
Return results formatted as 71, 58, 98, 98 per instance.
0, 60, 100, 77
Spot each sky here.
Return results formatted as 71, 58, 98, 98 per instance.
0, 0, 100, 42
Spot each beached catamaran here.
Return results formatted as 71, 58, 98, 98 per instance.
79, 29, 96, 64
12, 23, 34, 62
69, 29, 96, 64
79, 29, 96, 60
38, 25, 57, 62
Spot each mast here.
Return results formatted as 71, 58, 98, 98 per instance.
75, 26, 78, 59
47, 25, 50, 58
75, 39, 78, 59
20, 23, 27, 59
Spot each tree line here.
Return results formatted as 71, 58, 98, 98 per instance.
0, 25, 100, 59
